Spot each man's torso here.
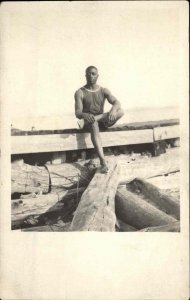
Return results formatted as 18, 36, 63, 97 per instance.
80, 86, 106, 115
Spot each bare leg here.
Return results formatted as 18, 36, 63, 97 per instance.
94, 112, 109, 122
89, 121, 108, 173
94, 108, 124, 126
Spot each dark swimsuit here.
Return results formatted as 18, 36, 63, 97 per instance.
80, 86, 113, 131
81, 86, 105, 115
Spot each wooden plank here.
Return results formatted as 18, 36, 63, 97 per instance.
11, 129, 154, 154
70, 159, 120, 231
119, 148, 179, 184
11, 118, 180, 135
153, 125, 179, 141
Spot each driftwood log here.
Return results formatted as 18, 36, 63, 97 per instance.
127, 178, 180, 220
12, 148, 179, 195
70, 160, 120, 231
12, 163, 50, 194
21, 222, 71, 232
116, 219, 137, 232
115, 187, 177, 229
139, 221, 180, 232
11, 161, 95, 194
12, 180, 179, 231
11, 187, 85, 228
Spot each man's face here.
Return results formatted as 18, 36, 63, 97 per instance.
86, 68, 99, 85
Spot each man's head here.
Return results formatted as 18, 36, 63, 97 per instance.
85, 66, 99, 85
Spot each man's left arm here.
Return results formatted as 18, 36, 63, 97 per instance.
104, 88, 121, 122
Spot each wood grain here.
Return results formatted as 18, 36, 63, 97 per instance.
70, 159, 120, 231
127, 178, 180, 220
11, 187, 85, 228
153, 125, 179, 141
115, 187, 177, 229
11, 129, 154, 154
139, 221, 180, 232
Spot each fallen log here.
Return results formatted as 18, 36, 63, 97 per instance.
21, 222, 71, 232
127, 178, 180, 220
11, 187, 85, 229
116, 219, 137, 232
46, 162, 95, 192
11, 161, 95, 194
115, 187, 177, 230
70, 160, 120, 231
139, 221, 180, 232
11, 148, 179, 194
11, 163, 50, 194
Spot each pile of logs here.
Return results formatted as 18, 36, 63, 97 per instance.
11, 155, 180, 232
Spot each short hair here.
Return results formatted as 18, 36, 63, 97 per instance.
85, 66, 98, 74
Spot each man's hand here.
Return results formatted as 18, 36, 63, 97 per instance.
108, 109, 117, 122
83, 113, 95, 123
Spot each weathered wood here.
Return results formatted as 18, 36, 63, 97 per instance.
21, 222, 71, 232
80, 150, 87, 161
11, 187, 85, 227
11, 119, 180, 136
51, 151, 66, 164
11, 157, 24, 167
127, 178, 180, 220
46, 162, 95, 192
153, 125, 179, 141
11, 161, 95, 194
139, 221, 180, 232
115, 187, 177, 230
116, 219, 137, 232
70, 160, 120, 231
152, 141, 166, 157
11, 129, 154, 154
119, 148, 179, 184
12, 148, 179, 194
12, 192, 65, 223
12, 163, 50, 194
171, 138, 180, 147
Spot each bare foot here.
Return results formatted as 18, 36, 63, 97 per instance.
100, 163, 108, 174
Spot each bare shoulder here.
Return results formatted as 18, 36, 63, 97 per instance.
103, 87, 112, 96
74, 88, 83, 98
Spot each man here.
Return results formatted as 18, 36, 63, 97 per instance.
75, 66, 124, 173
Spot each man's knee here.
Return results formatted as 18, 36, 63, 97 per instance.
86, 120, 99, 132
117, 108, 124, 119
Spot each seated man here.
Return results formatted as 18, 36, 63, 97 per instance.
74, 66, 124, 173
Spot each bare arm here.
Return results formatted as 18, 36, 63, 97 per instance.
74, 90, 95, 123
104, 88, 121, 121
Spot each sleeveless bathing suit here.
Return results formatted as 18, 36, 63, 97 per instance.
77, 86, 118, 131
80, 86, 105, 115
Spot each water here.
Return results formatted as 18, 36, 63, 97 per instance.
12, 106, 179, 131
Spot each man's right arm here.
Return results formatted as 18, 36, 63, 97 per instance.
74, 90, 95, 123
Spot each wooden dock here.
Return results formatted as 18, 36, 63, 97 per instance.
11, 119, 179, 155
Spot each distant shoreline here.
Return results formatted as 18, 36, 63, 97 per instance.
11, 106, 179, 131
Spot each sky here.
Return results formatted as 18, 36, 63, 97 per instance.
1, 1, 188, 119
